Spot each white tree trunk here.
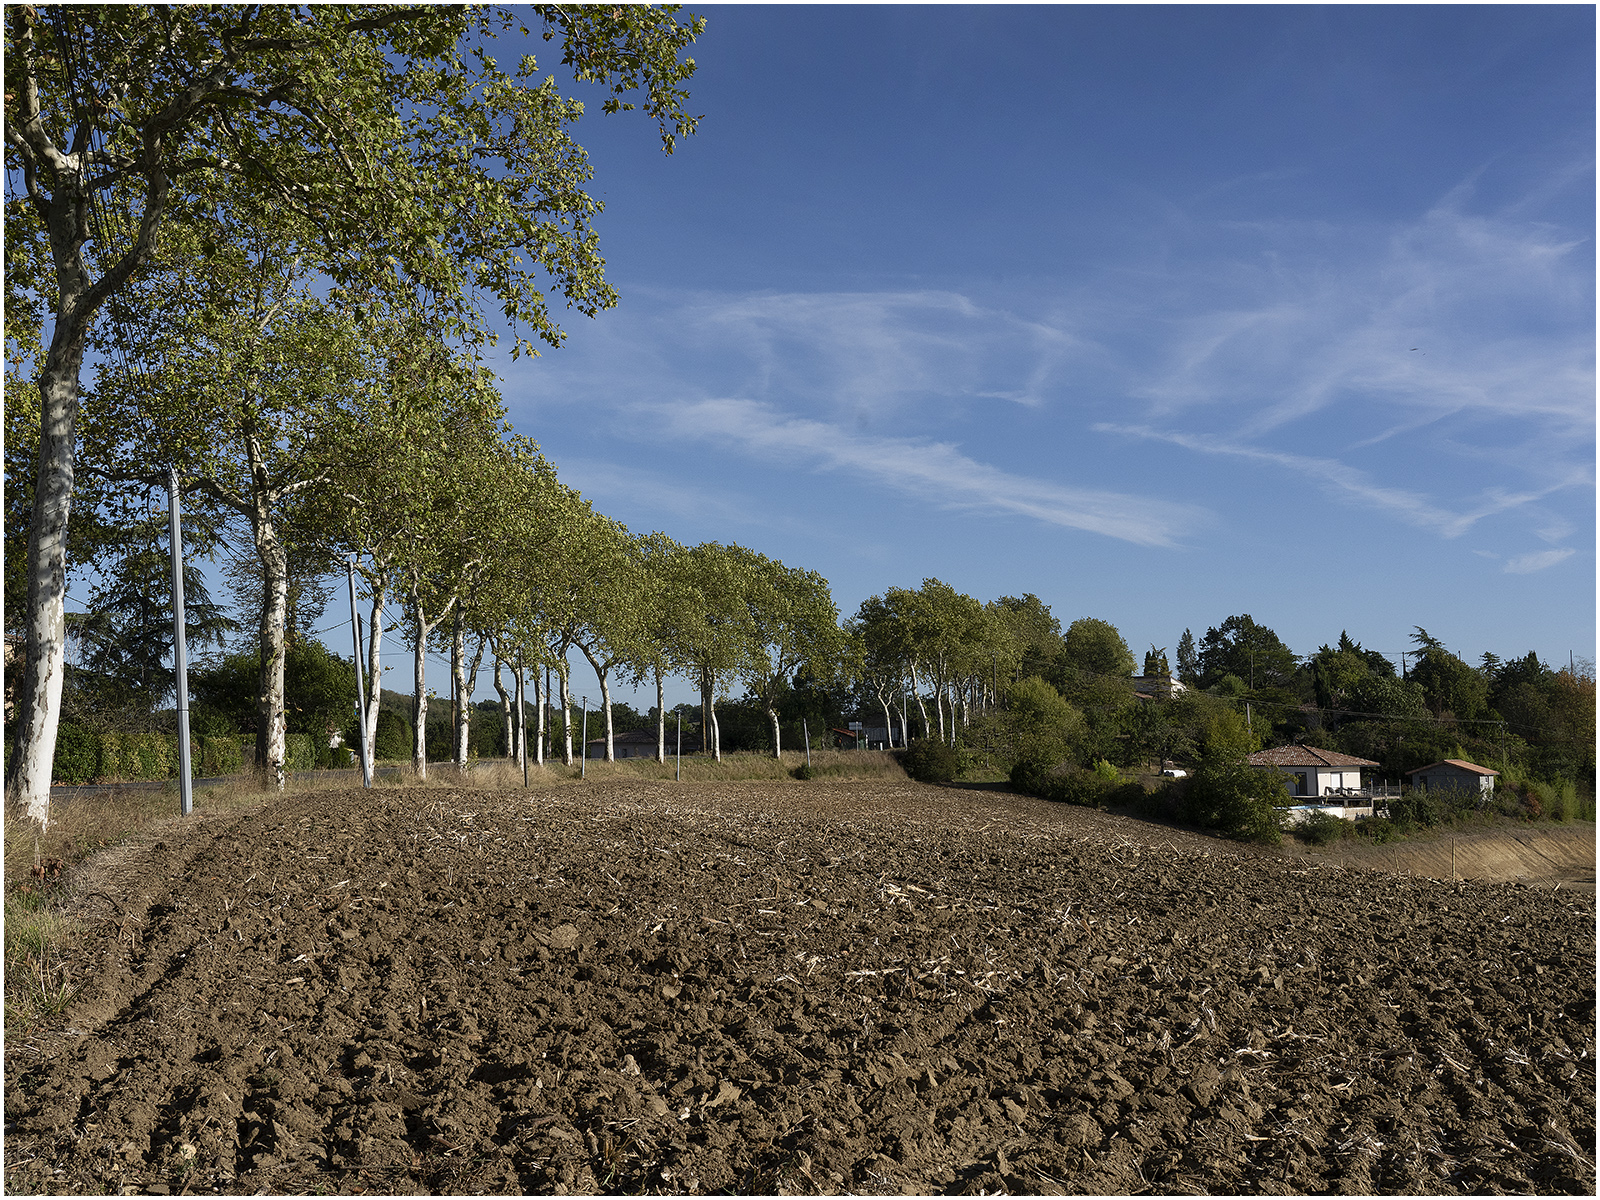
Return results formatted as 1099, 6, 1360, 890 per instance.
908, 664, 931, 740
356, 563, 390, 780
411, 612, 429, 780
559, 666, 573, 765
767, 703, 782, 758
451, 617, 470, 770
578, 645, 616, 761
535, 667, 545, 766
655, 667, 666, 763
711, 705, 721, 761
248, 476, 291, 792
7, 90, 170, 824
492, 657, 512, 759
878, 691, 895, 751
6, 333, 79, 824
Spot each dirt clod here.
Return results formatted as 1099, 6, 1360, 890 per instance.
5, 781, 1594, 1195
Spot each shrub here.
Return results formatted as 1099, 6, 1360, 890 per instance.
200, 736, 242, 777
52, 722, 100, 784
284, 734, 315, 773
1104, 780, 1148, 809
1010, 759, 1118, 808
1182, 760, 1284, 845
901, 738, 961, 784
374, 710, 409, 761
791, 762, 815, 781
1295, 810, 1348, 846
1358, 816, 1399, 843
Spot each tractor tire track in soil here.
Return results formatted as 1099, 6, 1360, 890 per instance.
5, 781, 1594, 1194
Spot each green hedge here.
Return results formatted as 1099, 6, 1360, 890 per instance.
52, 722, 101, 784
285, 733, 315, 773
52, 723, 252, 783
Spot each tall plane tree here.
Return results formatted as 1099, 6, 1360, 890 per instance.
5, 3, 702, 822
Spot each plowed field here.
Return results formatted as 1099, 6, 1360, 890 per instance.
5, 781, 1594, 1195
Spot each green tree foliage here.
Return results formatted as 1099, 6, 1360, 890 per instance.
1408, 628, 1489, 720
1141, 645, 1171, 677
1176, 628, 1199, 686
990, 594, 1064, 683
1058, 617, 1136, 680
728, 547, 845, 758
190, 640, 355, 740
68, 515, 235, 717
1002, 675, 1085, 771
5, 2, 703, 820
1348, 675, 1428, 722
1197, 614, 1298, 692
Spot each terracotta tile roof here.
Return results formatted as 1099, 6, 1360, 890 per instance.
1248, 746, 1380, 769
1406, 759, 1500, 777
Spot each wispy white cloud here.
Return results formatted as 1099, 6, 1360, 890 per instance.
1097, 423, 1577, 539
505, 287, 1082, 423
1504, 548, 1575, 574
641, 397, 1207, 548
1118, 183, 1594, 449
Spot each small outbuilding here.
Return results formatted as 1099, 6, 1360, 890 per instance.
1407, 758, 1499, 796
586, 729, 703, 759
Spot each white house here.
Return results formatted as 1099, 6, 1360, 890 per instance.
1248, 745, 1381, 798
1407, 759, 1498, 796
1248, 745, 1387, 825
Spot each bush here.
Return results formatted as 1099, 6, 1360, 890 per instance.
97, 731, 178, 781
1295, 810, 1349, 846
1358, 816, 1399, 843
791, 762, 815, 781
1009, 759, 1117, 808
284, 734, 315, 773
52, 722, 100, 784
374, 710, 409, 761
200, 736, 243, 777
901, 738, 961, 784
1182, 760, 1284, 845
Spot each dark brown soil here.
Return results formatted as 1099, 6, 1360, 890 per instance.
6, 781, 1594, 1195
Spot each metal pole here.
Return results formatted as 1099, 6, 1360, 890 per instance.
168, 468, 193, 817
581, 696, 588, 778
676, 710, 682, 782
347, 558, 372, 788
803, 718, 811, 768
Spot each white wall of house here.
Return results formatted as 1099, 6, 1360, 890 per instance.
1268, 765, 1364, 796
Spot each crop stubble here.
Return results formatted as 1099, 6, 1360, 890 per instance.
5, 781, 1594, 1194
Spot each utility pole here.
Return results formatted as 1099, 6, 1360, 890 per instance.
581, 696, 588, 778
167, 468, 193, 817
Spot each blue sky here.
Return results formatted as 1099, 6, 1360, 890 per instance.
79, 5, 1587, 713
469, 4, 1594, 710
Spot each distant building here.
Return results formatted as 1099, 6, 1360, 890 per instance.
1407, 759, 1499, 796
1247, 745, 1380, 798
586, 729, 701, 759
1131, 674, 1186, 702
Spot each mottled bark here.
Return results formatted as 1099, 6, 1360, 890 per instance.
492, 657, 512, 759
559, 665, 573, 766
766, 703, 782, 759
655, 667, 666, 763
246, 440, 291, 791
361, 573, 388, 780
